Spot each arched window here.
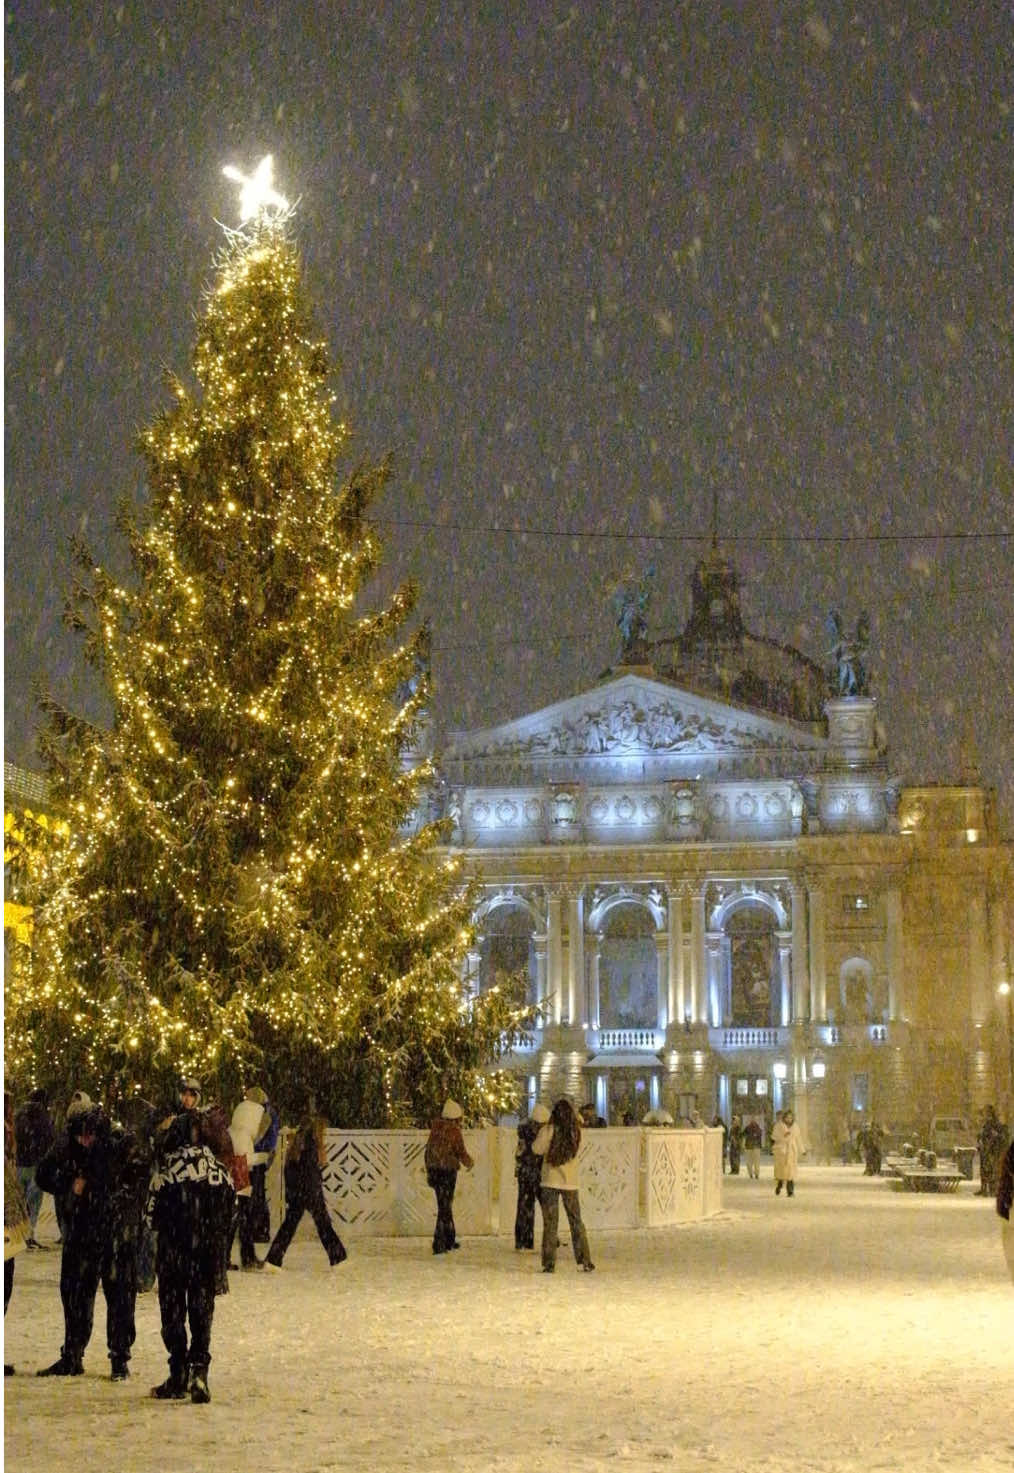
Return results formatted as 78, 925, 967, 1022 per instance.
478, 904, 537, 1005
598, 902, 656, 1030
727, 905, 777, 1028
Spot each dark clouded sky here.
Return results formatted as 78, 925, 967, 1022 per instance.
5, 4, 1012, 826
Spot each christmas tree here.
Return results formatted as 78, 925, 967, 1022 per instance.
5, 161, 531, 1124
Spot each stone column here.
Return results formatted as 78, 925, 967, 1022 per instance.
668, 885, 685, 1026
969, 891, 990, 1025
791, 882, 809, 1023
655, 932, 668, 1031
588, 943, 601, 1030
989, 890, 1009, 995
776, 932, 792, 1028
465, 947, 482, 999
690, 885, 707, 1025
806, 876, 826, 1023
706, 933, 723, 1028
885, 884, 904, 1021
567, 889, 585, 1028
533, 934, 548, 1009
547, 890, 563, 1026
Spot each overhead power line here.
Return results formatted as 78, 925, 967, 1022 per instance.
373, 516, 1011, 546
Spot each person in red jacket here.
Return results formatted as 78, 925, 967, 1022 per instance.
424, 1100, 473, 1254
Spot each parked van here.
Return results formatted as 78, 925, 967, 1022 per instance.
928, 1116, 976, 1155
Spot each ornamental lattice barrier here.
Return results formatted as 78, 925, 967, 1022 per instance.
268, 1126, 723, 1239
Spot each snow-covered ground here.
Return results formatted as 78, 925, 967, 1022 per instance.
5, 1165, 1011, 1473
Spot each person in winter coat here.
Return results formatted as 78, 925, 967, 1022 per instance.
245, 1085, 280, 1243
533, 1098, 595, 1274
35, 1095, 150, 1380
5, 1093, 31, 1375
264, 1106, 346, 1269
772, 1108, 802, 1196
146, 1109, 235, 1403
514, 1103, 550, 1250
228, 1096, 269, 1271
14, 1089, 56, 1249
728, 1116, 743, 1176
424, 1099, 474, 1255
977, 1105, 1008, 1196
996, 1138, 1014, 1285
743, 1118, 763, 1178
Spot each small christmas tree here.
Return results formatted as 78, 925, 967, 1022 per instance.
6, 161, 531, 1124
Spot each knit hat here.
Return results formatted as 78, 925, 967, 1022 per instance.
441, 1099, 463, 1119
245, 1085, 268, 1106
531, 1103, 550, 1124
179, 1078, 202, 1104
66, 1090, 93, 1120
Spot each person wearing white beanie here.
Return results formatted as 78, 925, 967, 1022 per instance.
424, 1101, 473, 1254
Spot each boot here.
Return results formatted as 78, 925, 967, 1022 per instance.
151, 1370, 188, 1400
787, 1181, 795, 1198
775, 1181, 783, 1195
190, 1369, 211, 1404
37, 1355, 84, 1377
110, 1358, 130, 1382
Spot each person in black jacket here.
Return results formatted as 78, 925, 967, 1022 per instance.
13, 1089, 56, 1249
514, 1103, 549, 1250
264, 1105, 346, 1269
35, 1095, 149, 1380
997, 1138, 1014, 1285
146, 1109, 235, 1403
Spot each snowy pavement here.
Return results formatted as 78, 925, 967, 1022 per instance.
4, 1165, 1012, 1473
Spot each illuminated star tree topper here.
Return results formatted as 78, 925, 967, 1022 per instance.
222, 154, 290, 223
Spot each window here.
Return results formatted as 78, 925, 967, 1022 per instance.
842, 893, 870, 914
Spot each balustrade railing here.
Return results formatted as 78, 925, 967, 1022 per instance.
595, 1027, 663, 1051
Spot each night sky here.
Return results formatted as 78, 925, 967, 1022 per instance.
5, 4, 1012, 827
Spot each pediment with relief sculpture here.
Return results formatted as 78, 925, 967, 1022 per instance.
442, 673, 826, 784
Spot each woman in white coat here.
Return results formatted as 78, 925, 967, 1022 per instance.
533, 1099, 595, 1274
771, 1108, 802, 1197
228, 1098, 269, 1270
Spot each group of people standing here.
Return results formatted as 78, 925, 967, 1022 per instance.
2, 1078, 350, 1402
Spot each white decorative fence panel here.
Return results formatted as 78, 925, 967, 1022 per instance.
269, 1128, 494, 1240
642, 1127, 724, 1226
268, 1126, 722, 1240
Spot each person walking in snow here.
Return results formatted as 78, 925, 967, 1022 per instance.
743, 1117, 763, 1178
264, 1103, 347, 1269
728, 1116, 743, 1176
514, 1103, 549, 1250
228, 1094, 268, 1271
35, 1094, 149, 1380
424, 1099, 474, 1255
533, 1098, 595, 1274
772, 1108, 802, 1197
146, 1108, 235, 1403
